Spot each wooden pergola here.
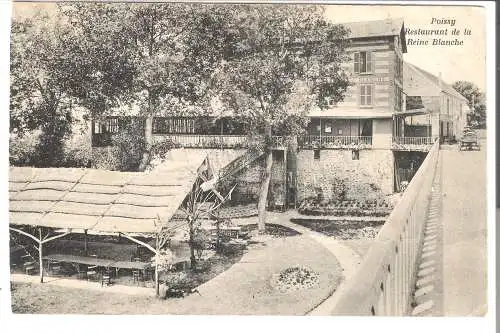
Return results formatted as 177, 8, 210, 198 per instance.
9, 149, 222, 296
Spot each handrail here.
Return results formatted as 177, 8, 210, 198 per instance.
299, 135, 373, 149
392, 137, 435, 145
152, 134, 249, 149
329, 138, 439, 315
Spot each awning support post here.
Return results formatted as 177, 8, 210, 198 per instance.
155, 234, 160, 297
38, 228, 43, 283
84, 229, 88, 255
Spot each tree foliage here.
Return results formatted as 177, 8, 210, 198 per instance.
10, 11, 79, 166
211, 5, 351, 230
452, 80, 486, 129
10, 4, 351, 230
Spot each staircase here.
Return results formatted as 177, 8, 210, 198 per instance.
218, 146, 265, 181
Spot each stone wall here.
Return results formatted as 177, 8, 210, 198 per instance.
295, 149, 394, 204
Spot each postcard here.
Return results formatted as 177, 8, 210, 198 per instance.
2, 1, 495, 330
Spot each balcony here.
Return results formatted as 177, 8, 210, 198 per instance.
392, 137, 436, 152
152, 134, 249, 149
299, 135, 373, 150
152, 134, 288, 150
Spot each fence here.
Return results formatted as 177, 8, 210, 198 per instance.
152, 134, 249, 149
393, 137, 435, 145
329, 138, 440, 315
299, 135, 373, 149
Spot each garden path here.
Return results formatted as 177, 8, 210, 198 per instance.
233, 212, 364, 315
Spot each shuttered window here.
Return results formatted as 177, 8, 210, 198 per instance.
360, 84, 373, 106
152, 118, 195, 134
354, 51, 372, 74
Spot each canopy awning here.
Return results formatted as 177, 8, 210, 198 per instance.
9, 149, 212, 234
307, 108, 393, 119
393, 108, 430, 117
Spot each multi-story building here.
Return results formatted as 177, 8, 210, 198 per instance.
402, 61, 470, 143
294, 18, 407, 204
91, 18, 451, 208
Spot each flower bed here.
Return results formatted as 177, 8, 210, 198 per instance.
272, 265, 320, 293
298, 198, 392, 217
290, 218, 384, 239
240, 223, 301, 238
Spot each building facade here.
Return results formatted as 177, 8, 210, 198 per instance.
403, 62, 470, 143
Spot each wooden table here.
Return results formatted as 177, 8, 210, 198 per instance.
111, 260, 151, 278
43, 254, 152, 281
43, 254, 115, 267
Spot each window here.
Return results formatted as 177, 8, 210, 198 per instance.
153, 117, 195, 134
360, 84, 373, 106
354, 51, 372, 74
394, 86, 404, 111
107, 118, 119, 133
394, 56, 403, 80
93, 118, 119, 134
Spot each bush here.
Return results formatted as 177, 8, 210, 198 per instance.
111, 119, 146, 171
9, 131, 41, 166
191, 229, 213, 260
10, 126, 91, 168
62, 131, 92, 167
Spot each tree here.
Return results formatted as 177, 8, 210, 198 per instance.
180, 174, 235, 268
452, 80, 486, 129
59, 3, 235, 170
213, 5, 351, 231
10, 11, 80, 166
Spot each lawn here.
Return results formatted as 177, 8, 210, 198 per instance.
10, 233, 342, 315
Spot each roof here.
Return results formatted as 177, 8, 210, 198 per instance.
9, 150, 211, 234
341, 18, 404, 38
340, 18, 407, 52
404, 62, 468, 102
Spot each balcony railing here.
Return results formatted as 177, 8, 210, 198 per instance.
299, 135, 373, 149
329, 139, 440, 315
392, 137, 436, 151
152, 134, 249, 149
152, 134, 289, 150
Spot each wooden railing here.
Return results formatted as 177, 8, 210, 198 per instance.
329, 139, 440, 315
218, 146, 265, 181
392, 137, 436, 151
299, 135, 373, 149
152, 134, 290, 150
393, 137, 435, 145
152, 134, 249, 149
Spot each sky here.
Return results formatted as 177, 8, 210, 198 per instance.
324, 4, 487, 91
10, 2, 487, 92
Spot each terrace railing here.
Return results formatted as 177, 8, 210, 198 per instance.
299, 135, 373, 149
153, 134, 290, 150
392, 137, 436, 151
329, 139, 440, 316
152, 134, 249, 149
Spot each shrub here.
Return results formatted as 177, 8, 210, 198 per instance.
111, 119, 146, 171
62, 131, 92, 167
9, 131, 41, 166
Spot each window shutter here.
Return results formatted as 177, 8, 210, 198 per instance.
367, 85, 372, 105
366, 52, 372, 73
354, 52, 360, 73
